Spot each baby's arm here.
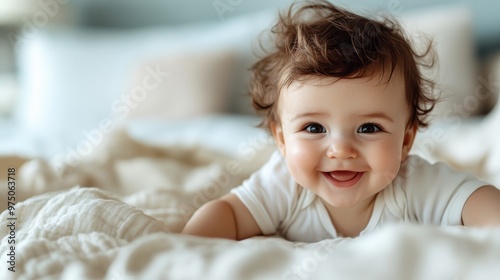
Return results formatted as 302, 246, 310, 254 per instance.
181, 193, 262, 240
462, 185, 500, 227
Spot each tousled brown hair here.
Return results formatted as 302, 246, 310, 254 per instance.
249, 0, 437, 131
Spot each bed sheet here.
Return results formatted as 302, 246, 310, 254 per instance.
1, 115, 500, 280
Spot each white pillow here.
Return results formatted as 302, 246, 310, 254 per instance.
13, 9, 277, 147
15, 28, 136, 144
123, 50, 236, 120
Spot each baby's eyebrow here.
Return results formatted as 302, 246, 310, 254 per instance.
290, 112, 329, 122
358, 112, 394, 122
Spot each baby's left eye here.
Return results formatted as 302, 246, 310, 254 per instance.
357, 123, 382, 134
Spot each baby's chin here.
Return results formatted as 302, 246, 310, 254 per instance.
323, 194, 382, 213
323, 192, 366, 205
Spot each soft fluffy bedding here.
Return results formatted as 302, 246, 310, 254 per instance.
1, 126, 500, 280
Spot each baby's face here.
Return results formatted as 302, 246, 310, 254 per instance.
271, 71, 416, 210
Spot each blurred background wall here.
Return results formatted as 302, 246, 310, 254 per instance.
69, 0, 500, 56
0, 0, 499, 127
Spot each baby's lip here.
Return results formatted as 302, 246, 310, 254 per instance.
327, 171, 359, 182
323, 171, 365, 188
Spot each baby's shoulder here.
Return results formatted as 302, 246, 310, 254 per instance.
390, 154, 479, 197
397, 155, 458, 182
241, 150, 300, 195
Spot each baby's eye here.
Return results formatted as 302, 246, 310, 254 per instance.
357, 123, 382, 134
305, 123, 326, 134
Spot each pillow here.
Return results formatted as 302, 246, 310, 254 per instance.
123, 50, 236, 120
13, 10, 277, 148
14, 28, 155, 144
399, 5, 479, 120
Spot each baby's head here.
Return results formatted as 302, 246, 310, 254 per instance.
249, 0, 438, 208
250, 0, 437, 132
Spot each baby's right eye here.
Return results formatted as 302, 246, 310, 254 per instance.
304, 123, 326, 134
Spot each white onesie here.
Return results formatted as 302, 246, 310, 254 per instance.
231, 151, 488, 242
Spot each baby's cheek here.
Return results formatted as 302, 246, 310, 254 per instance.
286, 140, 317, 178
371, 143, 402, 182
288, 140, 317, 164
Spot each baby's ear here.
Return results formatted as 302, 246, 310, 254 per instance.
401, 122, 417, 160
270, 122, 286, 156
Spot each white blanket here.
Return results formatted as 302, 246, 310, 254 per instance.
1, 128, 500, 280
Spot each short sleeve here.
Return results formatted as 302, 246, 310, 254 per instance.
389, 156, 489, 225
230, 151, 300, 235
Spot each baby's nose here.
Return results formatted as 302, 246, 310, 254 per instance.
326, 138, 358, 159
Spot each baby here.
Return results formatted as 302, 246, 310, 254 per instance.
182, 0, 500, 241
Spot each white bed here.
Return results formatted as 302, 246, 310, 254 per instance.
1, 4, 500, 280
1, 115, 500, 280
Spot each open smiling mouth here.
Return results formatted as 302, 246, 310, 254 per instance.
323, 171, 364, 188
